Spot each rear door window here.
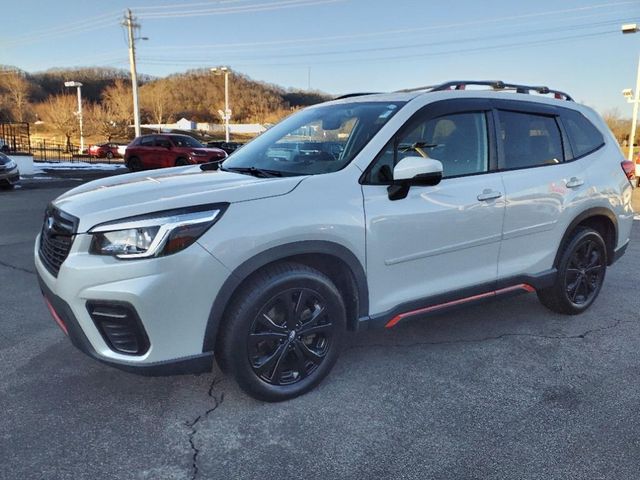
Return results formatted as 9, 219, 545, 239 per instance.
139, 136, 155, 147
561, 109, 604, 158
498, 111, 564, 169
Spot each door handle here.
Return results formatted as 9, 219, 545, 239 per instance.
477, 190, 502, 201
566, 177, 584, 189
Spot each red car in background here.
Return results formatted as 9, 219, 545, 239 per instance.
88, 142, 121, 159
124, 134, 227, 171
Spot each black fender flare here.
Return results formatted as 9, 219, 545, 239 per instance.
554, 207, 618, 267
202, 240, 368, 352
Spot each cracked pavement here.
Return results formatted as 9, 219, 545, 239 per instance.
1, 173, 640, 479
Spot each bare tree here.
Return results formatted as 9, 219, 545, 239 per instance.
35, 94, 78, 149
0, 71, 32, 122
602, 109, 631, 145
101, 80, 133, 138
85, 103, 128, 141
140, 81, 172, 127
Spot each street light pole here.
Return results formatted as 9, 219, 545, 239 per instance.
64, 81, 84, 153
629, 56, 640, 161
210, 66, 231, 142
622, 23, 640, 161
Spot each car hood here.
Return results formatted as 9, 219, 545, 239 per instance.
53, 166, 305, 233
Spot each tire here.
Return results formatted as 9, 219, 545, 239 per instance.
126, 156, 142, 172
0, 183, 15, 190
216, 262, 346, 402
106, 151, 114, 160
537, 227, 607, 315
175, 158, 189, 166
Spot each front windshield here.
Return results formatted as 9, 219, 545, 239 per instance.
172, 135, 203, 148
222, 101, 404, 176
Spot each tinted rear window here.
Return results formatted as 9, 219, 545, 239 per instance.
561, 110, 604, 158
498, 110, 564, 169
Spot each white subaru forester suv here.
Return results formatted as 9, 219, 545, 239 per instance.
36, 81, 634, 401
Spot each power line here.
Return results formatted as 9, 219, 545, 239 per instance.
132, 0, 253, 11
137, 30, 616, 68
136, 0, 345, 18
4, 12, 117, 45
2, 17, 121, 48
138, 2, 637, 51
137, 17, 629, 63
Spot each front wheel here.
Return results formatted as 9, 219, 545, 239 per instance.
537, 227, 607, 315
216, 263, 346, 402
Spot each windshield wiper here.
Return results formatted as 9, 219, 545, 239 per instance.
221, 166, 283, 178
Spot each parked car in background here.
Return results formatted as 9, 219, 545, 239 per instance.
88, 143, 121, 160
206, 141, 244, 155
124, 134, 227, 171
0, 152, 19, 189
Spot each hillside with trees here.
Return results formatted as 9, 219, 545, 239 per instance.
0, 66, 330, 145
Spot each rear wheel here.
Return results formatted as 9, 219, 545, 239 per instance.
126, 156, 142, 172
106, 151, 114, 160
537, 227, 607, 315
216, 263, 346, 402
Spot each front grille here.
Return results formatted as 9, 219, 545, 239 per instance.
87, 302, 150, 355
38, 206, 78, 277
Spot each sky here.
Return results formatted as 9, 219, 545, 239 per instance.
1, 0, 640, 114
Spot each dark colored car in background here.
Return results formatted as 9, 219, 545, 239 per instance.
0, 152, 19, 189
88, 142, 122, 159
206, 141, 244, 155
124, 134, 227, 171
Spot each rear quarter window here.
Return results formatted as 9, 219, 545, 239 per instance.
561, 110, 604, 158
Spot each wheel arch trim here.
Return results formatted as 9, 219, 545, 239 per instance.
554, 207, 618, 267
201, 240, 368, 352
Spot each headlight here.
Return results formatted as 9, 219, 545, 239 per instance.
1, 160, 16, 170
88, 204, 227, 259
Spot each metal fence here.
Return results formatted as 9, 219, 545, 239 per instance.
1, 122, 126, 164
30, 140, 84, 162
1, 122, 30, 153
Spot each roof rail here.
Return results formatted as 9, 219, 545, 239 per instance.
428, 80, 573, 101
334, 92, 382, 100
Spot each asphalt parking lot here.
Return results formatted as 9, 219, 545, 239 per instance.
2, 170, 640, 480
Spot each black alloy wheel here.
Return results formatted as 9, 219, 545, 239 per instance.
563, 237, 605, 306
537, 227, 607, 314
249, 288, 333, 386
216, 262, 346, 401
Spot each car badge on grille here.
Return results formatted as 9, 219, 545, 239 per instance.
46, 216, 54, 232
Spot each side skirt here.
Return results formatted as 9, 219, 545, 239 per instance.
360, 270, 556, 330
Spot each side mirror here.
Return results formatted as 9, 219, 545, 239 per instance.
388, 156, 443, 200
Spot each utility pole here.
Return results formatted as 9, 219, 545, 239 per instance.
124, 9, 142, 138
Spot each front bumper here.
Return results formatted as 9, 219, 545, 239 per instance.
38, 273, 214, 375
35, 233, 231, 375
